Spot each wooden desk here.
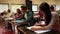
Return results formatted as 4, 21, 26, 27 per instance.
4, 17, 14, 21
11, 20, 29, 34
18, 27, 60, 34
18, 27, 37, 34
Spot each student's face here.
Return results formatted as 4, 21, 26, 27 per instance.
21, 8, 27, 13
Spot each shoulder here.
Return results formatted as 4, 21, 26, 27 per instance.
51, 12, 58, 17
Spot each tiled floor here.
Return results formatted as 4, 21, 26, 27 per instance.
0, 23, 14, 34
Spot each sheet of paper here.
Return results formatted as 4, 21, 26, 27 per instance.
27, 26, 42, 30
12, 20, 23, 23
27, 26, 51, 34
34, 30, 51, 34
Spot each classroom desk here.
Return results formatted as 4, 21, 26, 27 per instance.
4, 17, 14, 29
4, 18, 25, 34
4, 17, 14, 20
18, 27, 60, 34
11, 20, 29, 34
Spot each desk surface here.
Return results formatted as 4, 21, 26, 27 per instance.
4, 17, 14, 20
18, 27, 60, 34
12, 20, 23, 23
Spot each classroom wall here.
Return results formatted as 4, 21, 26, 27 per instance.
32, 0, 55, 14
0, 0, 56, 10
0, 0, 60, 11
0, 0, 25, 9
55, 0, 60, 10
32, 0, 55, 7
0, 0, 60, 12
32, 0, 60, 11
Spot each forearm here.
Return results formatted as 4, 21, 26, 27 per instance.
38, 27, 46, 30
31, 27, 46, 31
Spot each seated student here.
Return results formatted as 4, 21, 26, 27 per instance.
1, 10, 8, 18
30, 2, 59, 31
37, 11, 44, 22
17, 6, 36, 33
17, 6, 36, 26
7, 9, 12, 17
14, 8, 22, 19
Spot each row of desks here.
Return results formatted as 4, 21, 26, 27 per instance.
4, 16, 60, 34
4, 17, 29, 34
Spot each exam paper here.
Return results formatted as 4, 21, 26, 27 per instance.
27, 26, 51, 34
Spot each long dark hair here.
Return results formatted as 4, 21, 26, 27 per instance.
39, 2, 52, 25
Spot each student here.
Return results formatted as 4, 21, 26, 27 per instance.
1, 10, 8, 18
17, 6, 36, 26
30, 2, 59, 31
14, 8, 22, 19
7, 9, 12, 17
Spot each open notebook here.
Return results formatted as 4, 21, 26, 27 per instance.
27, 26, 51, 34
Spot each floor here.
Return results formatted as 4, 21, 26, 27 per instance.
0, 23, 14, 34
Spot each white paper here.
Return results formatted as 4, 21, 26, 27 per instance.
34, 30, 51, 34
27, 26, 51, 34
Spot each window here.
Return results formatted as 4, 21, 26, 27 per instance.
56, 6, 60, 10
11, 4, 23, 13
32, 4, 38, 12
0, 4, 8, 13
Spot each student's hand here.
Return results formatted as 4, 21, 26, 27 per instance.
12, 18, 16, 20
30, 28, 38, 31
30, 26, 46, 31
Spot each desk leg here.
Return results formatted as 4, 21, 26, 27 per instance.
14, 25, 18, 34
18, 27, 27, 34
